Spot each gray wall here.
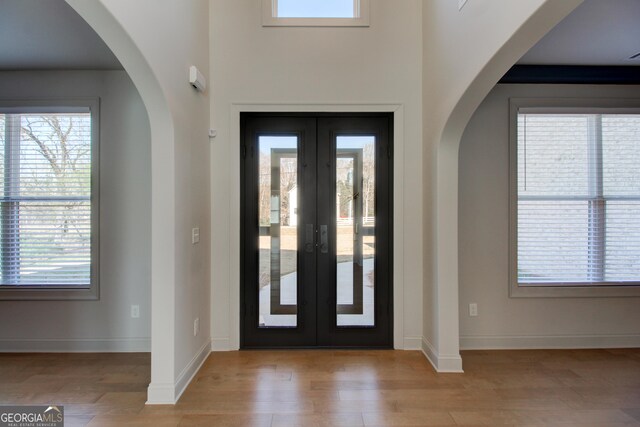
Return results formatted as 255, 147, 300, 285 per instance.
0, 70, 151, 351
459, 83, 640, 349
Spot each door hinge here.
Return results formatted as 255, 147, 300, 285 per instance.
242, 145, 247, 158
387, 145, 392, 159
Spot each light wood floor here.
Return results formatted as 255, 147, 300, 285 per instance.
1, 349, 640, 426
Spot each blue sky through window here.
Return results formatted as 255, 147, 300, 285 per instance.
277, 0, 355, 18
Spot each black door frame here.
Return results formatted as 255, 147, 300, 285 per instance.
240, 112, 393, 348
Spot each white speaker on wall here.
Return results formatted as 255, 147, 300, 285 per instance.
189, 65, 206, 92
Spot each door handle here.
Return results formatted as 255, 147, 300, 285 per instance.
320, 225, 328, 253
305, 224, 314, 253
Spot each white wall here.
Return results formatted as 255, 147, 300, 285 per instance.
101, 0, 211, 401
66, 0, 211, 404
421, 0, 582, 371
459, 83, 640, 349
0, 70, 151, 352
210, 0, 424, 349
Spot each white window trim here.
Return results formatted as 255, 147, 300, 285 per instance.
509, 97, 640, 298
0, 98, 100, 301
262, 0, 370, 27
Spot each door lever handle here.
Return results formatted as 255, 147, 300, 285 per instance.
320, 225, 328, 253
305, 224, 314, 253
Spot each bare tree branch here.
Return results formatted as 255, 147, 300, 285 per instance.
21, 120, 62, 176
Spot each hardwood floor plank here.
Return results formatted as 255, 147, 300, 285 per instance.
87, 414, 182, 426
518, 409, 638, 425
64, 415, 95, 427
272, 413, 365, 427
180, 389, 339, 403
312, 399, 398, 414
175, 399, 314, 415
450, 409, 640, 426
310, 380, 463, 391
178, 414, 273, 426
24, 391, 105, 404
623, 408, 640, 423
362, 410, 456, 426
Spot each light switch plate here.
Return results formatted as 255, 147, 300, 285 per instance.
469, 303, 478, 317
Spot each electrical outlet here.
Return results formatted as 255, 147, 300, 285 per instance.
131, 305, 140, 318
193, 318, 200, 336
469, 303, 478, 317
192, 227, 200, 244
458, 0, 468, 10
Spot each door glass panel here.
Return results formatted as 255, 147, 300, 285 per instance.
336, 136, 375, 326
258, 136, 298, 327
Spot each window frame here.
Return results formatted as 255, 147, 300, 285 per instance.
262, 0, 370, 27
0, 98, 100, 301
509, 97, 640, 298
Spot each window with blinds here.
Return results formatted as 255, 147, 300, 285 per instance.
0, 108, 95, 293
516, 111, 640, 288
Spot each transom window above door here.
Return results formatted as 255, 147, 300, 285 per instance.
262, 0, 370, 27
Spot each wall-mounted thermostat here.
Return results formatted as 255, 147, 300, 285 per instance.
189, 65, 206, 92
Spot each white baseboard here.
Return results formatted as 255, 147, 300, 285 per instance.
147, 338, 211, 405
174, 339, 211, 402
146, 382, 175, 405
0, 337, 150, 352
403, 336, 422, 350
421, 337, 464, 373
460, 334, 640, 350
211, 337, 230, 351
421, 337, 438, 370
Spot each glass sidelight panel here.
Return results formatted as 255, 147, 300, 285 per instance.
336, 136, 375, 327
258, 136, 298, 327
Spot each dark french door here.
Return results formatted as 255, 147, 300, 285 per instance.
240, 113, 392, 348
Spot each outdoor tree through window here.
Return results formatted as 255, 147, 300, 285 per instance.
0, 108, 94, 293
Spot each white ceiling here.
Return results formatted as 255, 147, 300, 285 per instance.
0, 0, 121, 70
519, 0, 640, 66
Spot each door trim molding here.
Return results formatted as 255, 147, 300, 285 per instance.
225, 103, 405, 350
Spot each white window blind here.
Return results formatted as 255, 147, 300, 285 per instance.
0, 111, 92, 288
517, 112, 640, 286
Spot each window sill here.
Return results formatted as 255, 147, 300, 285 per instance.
0, 286, 99, 301
262, 17, 370, 27
510, 283, 640, 298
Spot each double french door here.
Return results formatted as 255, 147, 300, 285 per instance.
241, 113, 392, 348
